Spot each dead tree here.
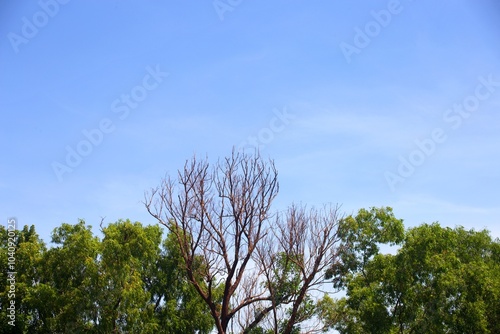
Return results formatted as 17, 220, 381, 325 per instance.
145, 151, 342, 334
253, 204, 343, 334
145, 151, 279, 334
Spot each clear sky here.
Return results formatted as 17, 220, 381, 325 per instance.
1, 0, 499, 245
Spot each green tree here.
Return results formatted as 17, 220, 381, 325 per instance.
1, 219, 216, 333
388, 224, 500, 333
96, 219, 162, 333
320, 216, 500, 334
96, 219, 214, 333
151, 222, 214, 333
0, 224, 46, 333
33, 220, 100, 333
325, 206, 405, 289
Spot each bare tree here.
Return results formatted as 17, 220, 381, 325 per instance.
145, 151, 342, 334
145, 151, 278, 333
253, 205, 343, 334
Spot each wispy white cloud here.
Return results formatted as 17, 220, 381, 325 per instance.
391, 194, 500, 238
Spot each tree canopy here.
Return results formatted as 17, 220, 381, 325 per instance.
0, 220, 213, 333
2, 154, 498, 333
319, 211, 500, 334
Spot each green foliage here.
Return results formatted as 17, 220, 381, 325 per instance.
37, 220, 100, 333
326, 207, 404, 289
152, 223, 214, 334
0, 220, 214, 333
322, 216, 500, 334
2, 208, 498, 334
249, 252, 318, 334
0, 225, 46, 333
96, 220, 161, 333
269, 253, 302, 304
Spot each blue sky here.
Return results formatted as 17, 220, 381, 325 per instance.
1, 0, 499, 245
